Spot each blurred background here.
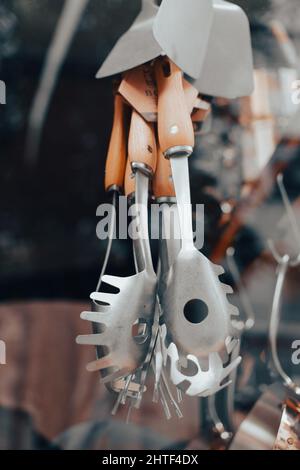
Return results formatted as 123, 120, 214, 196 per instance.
0, 0, 300, 450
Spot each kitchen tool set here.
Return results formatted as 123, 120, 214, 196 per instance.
77, 0, 254, 417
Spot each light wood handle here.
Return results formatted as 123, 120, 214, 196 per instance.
155, 58, 194, 157
104, 94, 127, 192
124, 156, 135, 197
128, 110, 157, 176
152, 146, 175, 199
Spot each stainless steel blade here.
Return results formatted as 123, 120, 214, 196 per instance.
96, 0, 161, 79
187, 0, 254, 98
153, 0, 214, 80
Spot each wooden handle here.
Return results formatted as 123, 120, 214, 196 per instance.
152, 146, 175, 199
155, 58, 194, 157
104, 94, 127, 192
119, 65, 157, 123
128, 110, 157, 176
124, 156, 135, 197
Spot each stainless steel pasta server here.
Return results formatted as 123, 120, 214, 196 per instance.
155, 57, 241, 397
77, 109, 158, 384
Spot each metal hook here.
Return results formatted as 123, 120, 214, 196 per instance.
267, 174, 300, 394
268, 254, 300, 395
267, 174, 300, 267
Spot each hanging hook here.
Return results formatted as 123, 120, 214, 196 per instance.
268, 254, 300, 395
267, 174, 300, 394
267, 173, 300, 267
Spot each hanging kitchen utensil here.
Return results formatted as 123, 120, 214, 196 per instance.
155, 56, 241, 397
153, 0, 214, 80
77, 110, 157, 384
103, 155, 157, 406
96, 0, 161, 79
187, 0, 254, 99
115, 154, 181, 419
191, 247, 256, 450
94, 91, 126, 380
97, 0, 214, 80
110, 159, 155, 416
151, 146, 185, 418
77, 87, 129, 388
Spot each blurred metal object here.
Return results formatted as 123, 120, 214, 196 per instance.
240, 69, 276, 182
212, 111, 300, 264
226, 247, 255, 331
275, 174, 300, 259
25, 0, 89, 165
230, 255, 300, 450
224, 247, 255, 433
267, 254, 299, 390
274, 399, 300, 450
230, 383, 289, 450
230, 181, 300, 450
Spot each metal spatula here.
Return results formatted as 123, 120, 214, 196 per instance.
96, 0, 161, 79
77, 110, 158, 384
188, 0, 254, 99
153, 0, 214, 79
97, 0, 214, 80
155, 57, 241, 397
